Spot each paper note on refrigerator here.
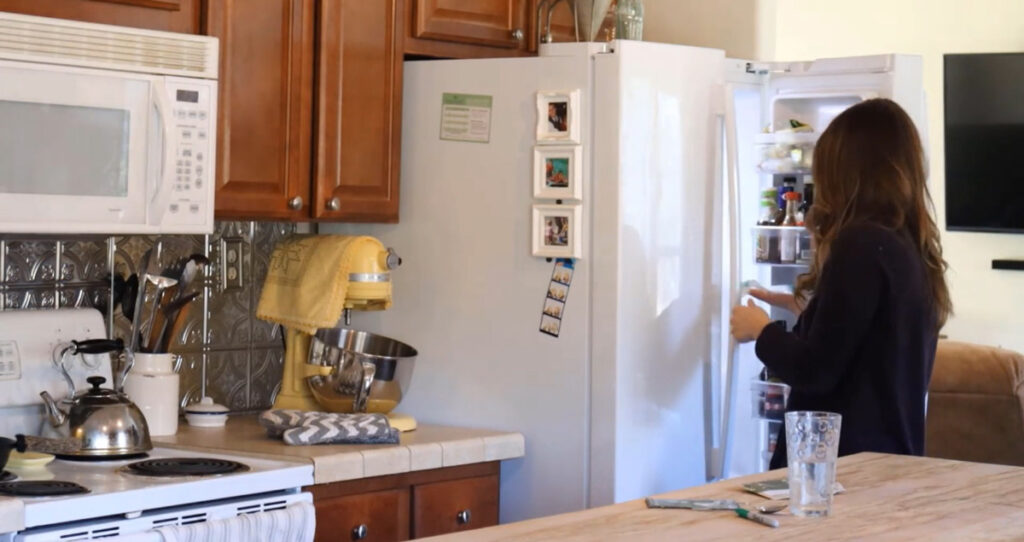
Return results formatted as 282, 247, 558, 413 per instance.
440, 93, 492, 143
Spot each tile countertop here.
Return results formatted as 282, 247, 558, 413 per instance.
152, 415, 525, 485
0, 497, 24, 534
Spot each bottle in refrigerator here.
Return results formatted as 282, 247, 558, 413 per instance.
780, 192, 801, 263
778, 176, 798, 211
756, 200, 781, 263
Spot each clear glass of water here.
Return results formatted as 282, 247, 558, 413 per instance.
785, 411, 842, 517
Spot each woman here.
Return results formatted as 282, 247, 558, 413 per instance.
730, 98, 951, 469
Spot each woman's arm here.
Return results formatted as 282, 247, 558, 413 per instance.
754, 228, 885, 395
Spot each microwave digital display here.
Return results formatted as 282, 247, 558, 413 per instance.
176, 90, 199, 103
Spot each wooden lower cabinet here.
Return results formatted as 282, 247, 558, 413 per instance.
307, 462, 500, 541
412, 474, 499, 538
313, 489, 409, 542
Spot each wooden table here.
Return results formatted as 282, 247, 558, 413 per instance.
425, 453, 1024, 541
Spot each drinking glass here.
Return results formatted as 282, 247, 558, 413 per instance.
785, 411, 842, 517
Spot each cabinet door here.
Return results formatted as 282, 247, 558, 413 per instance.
207, 0, 315, 220
314, 489, 410, 542
0, 0, 200, 33
412, 474, 499, 538
315, 0, 402, 222
412, 0, 527, 49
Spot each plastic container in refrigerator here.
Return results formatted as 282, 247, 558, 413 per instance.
754, 132, 816, 174
751, 379, 790, 421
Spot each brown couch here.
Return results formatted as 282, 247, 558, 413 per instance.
925, 340, 1024, 466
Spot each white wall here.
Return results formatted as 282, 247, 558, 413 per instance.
650, 0, 1024, 352
765, 0, 1024, 352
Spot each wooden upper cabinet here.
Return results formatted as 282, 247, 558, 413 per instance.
0, 0, 201, 33
207, 0, 315, 220
315, 0, 402, 222
412, 0, 526, 49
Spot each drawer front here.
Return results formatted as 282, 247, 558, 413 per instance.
412, 474, 499, 538
314, 489, 409, 542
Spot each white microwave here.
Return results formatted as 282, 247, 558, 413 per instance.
0, 12, 218, 234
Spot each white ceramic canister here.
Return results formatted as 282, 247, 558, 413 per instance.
123, 352, 180, 436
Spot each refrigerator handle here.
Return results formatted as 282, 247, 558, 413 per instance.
716, 83, 743, 481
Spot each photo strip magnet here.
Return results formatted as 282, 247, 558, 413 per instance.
540, 258, 574, 338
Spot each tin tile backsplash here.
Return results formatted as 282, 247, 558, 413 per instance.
0, 221, 296, 412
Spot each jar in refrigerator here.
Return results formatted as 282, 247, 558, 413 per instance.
756, 201, 781, 264
780, 191, 801, 263
777, 176, 798, 210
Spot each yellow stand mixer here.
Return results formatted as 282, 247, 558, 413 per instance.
268, 236, 418, 431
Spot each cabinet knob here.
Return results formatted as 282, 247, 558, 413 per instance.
456, 509, 472, 525
287, 196, 303, 210
511, 28, 524, 41
351, 524, 368, 540
326, 197, 341, 211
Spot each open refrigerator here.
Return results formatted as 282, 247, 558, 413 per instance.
718, 55, 925, 476
328, 42, 924, 522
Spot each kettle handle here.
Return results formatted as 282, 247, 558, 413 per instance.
353, 361, 376, 413
71, 339, 125, 355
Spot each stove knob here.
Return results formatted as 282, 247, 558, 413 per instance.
351, 524, 368, 540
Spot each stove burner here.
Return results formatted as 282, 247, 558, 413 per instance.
0, 481, 89, 497
126, 457, 249, 477
0, 471, 14, 482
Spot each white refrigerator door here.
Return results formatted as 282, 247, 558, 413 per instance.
589, 40, 725, 505
720, 54, 925, 478
324, 52, 594, 523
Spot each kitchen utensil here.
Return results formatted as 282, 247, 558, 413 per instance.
158, 292, 199, 354
122, 273, 139, 322
129, 248, 155, 353
184, 397, 229, 427
305, 328, 418, 414
123, 353, 181, 436
139, 273, 178, 352
39, 375, 153, 457
0, 435, 26, 471
152, 253, 208, 353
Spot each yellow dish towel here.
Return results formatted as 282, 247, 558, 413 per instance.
256, 235, 390, 334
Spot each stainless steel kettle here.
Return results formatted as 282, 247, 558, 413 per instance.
40, 375, 153, 457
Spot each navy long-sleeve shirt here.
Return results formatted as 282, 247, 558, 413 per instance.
755, 222, 938, 470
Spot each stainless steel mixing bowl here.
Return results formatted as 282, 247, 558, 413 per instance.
306, 328, 418, 413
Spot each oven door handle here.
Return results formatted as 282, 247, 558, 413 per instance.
149, 78, 176, 228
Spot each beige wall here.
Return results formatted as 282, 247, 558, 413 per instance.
767, 0, 1024, 352
643, 0, 776, 59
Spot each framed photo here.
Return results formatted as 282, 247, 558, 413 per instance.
533, 145, 582, 200
536, 90, 580, 144
532, 204, 582, 259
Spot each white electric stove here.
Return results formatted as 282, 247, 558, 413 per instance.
0, 309, 314, 541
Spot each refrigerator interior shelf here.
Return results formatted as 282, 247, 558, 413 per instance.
755, 132, 816, 174
753, 226, 813, 266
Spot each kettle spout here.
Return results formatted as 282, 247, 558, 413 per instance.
39, 391, 68, 427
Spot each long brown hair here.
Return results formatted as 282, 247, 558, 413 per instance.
797, 98, 951, 328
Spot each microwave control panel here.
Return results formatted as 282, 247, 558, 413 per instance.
164, 76, 217, 230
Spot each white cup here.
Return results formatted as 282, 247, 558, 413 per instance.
124, 352, 181, 436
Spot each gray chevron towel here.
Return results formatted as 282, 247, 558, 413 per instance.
259, 409, 400, 445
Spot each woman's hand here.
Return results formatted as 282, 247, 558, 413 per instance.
730, 300, 772, 343
749, 288, 803, 316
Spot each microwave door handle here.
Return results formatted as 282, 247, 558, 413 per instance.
149, 79, 176, 226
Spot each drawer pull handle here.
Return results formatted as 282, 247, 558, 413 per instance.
326, 197, 341, 211
456, 509, 472, 525
351, 524, 368, 540
287, 196, 303, 210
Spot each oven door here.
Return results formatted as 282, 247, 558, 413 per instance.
0, 60, 174, 234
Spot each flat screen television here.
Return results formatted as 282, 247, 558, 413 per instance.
944, 53, 1024, 233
